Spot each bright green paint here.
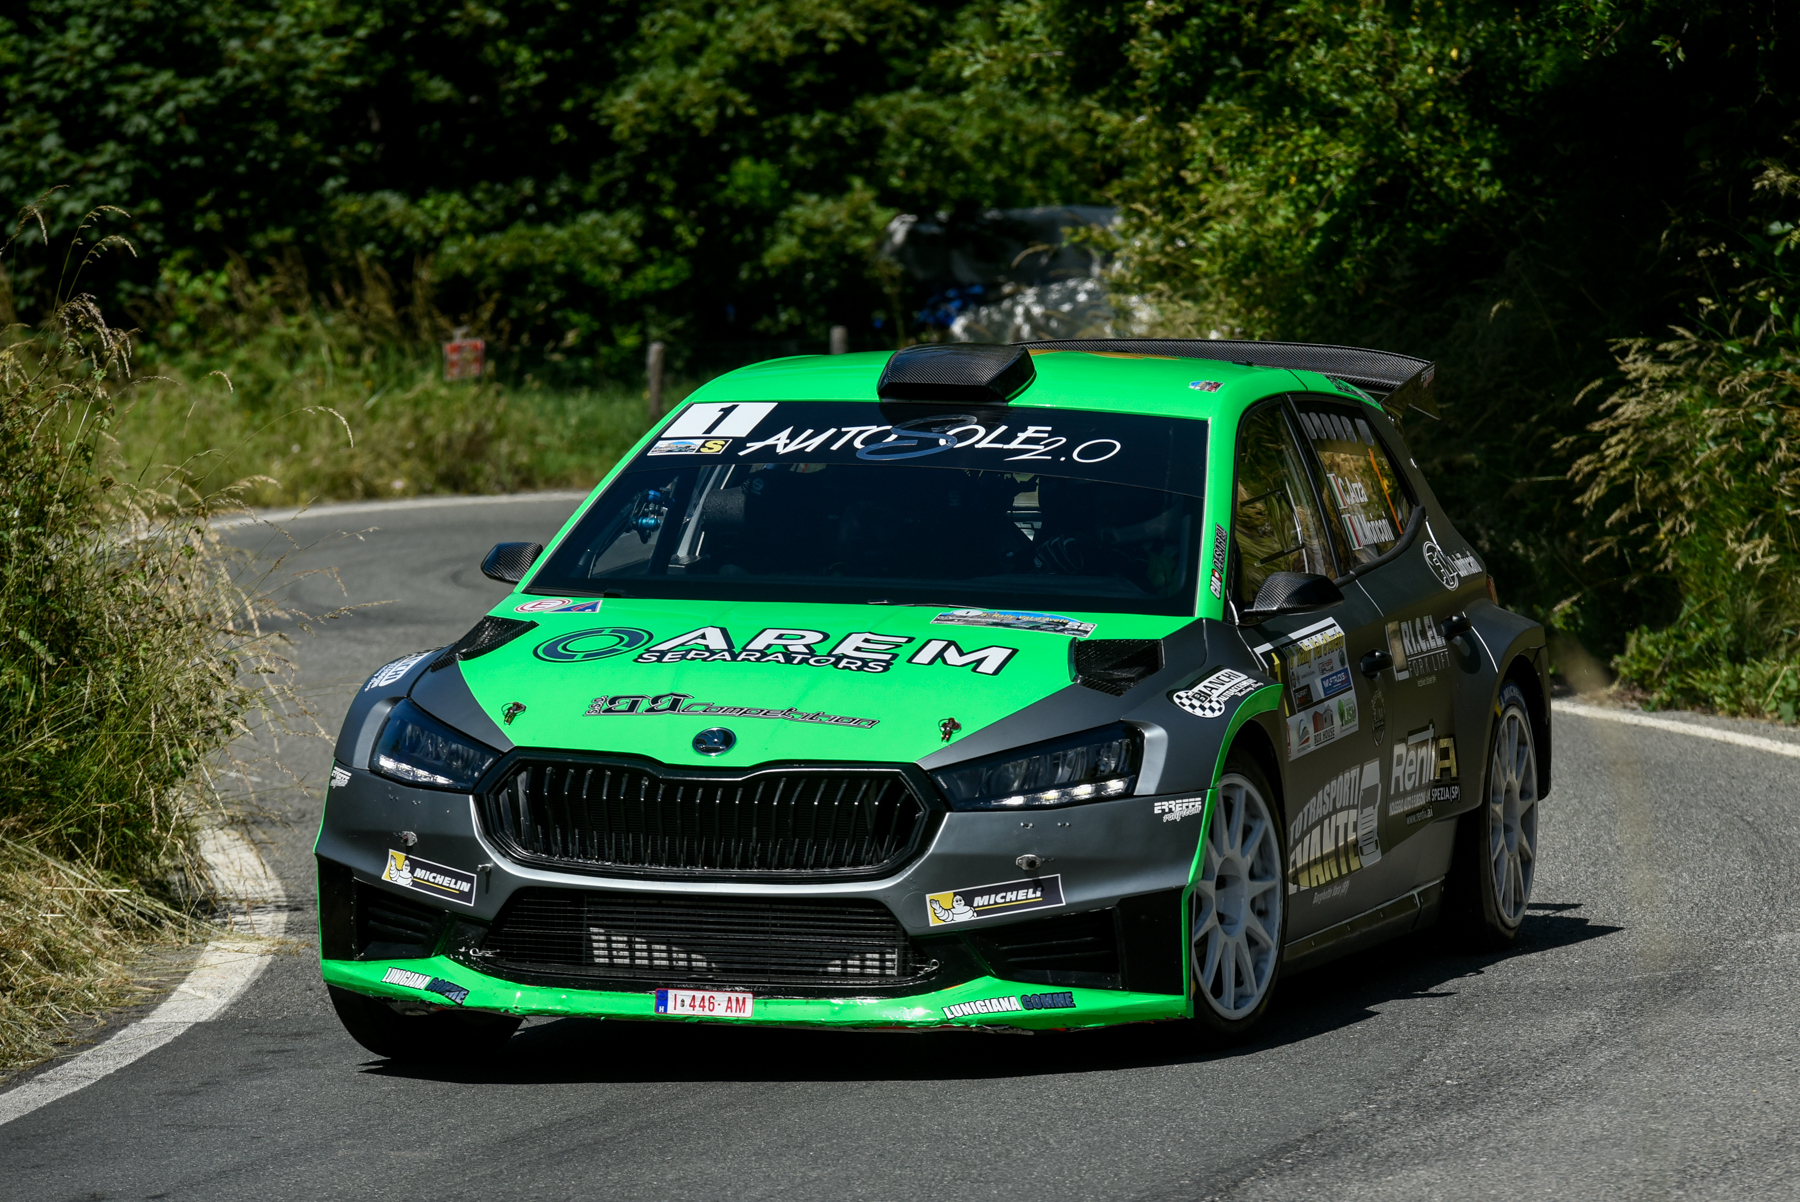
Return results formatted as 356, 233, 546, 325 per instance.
322, 956, 1187, 1030
465, 599, 1189, 765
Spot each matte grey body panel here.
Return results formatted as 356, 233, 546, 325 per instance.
332, 647, 442, 766
409, 661, 515, 754
314, 766, 1209, 938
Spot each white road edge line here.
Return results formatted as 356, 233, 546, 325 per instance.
0, 829, 288, 1128
1554, 699, 1800, 760
212, 488, 592, 530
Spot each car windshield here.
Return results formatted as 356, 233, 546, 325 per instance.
528, 401, 1207, 615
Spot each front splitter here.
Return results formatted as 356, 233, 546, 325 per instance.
322, 957, 1188, 1030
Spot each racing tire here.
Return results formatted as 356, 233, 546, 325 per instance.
327, 985, 522, 1064
1447, 680, 1541, 949
1188, 752, 1288, 1040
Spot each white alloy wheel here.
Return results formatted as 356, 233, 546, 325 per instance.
1487, 697, 1539, 926
1192, 772, 1284, 1021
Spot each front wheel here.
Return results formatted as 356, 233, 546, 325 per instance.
1448, 681, 1541, 947
328, 985, 522, 1064
1189, 754, 1287, 1039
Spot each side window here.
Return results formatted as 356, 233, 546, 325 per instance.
1290, 397, 1415, 568
1232, 403, 1337, 605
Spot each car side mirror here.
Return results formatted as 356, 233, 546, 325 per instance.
1241, 572, 1345, 623
481, 542, 544, 584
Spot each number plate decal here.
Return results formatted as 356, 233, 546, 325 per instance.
654, 989, 755, 1018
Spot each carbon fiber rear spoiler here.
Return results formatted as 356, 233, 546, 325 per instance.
1016, 337, 1439, 420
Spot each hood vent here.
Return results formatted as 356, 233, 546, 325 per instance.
1074, 639, 1165, 695
876, 343, 1036, 404
429, 616, 538, 672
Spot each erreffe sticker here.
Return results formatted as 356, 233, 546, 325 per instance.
381, 850, 477, 906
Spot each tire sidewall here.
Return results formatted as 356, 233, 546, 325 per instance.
1188, 751, 1289, 1039
1475, 681, 1536, 941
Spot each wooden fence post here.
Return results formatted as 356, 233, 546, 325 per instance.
646, 340, 666, 422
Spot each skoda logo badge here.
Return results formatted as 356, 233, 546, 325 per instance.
693, 727, 736, 756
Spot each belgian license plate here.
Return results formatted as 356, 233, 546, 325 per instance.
654, 989, 754, 1018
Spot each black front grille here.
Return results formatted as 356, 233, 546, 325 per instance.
479, 758, 930, 880
476, 889, 924, 988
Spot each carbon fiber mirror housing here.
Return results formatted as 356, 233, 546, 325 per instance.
481, 541, 544, 584
1242, 571, 1344, 623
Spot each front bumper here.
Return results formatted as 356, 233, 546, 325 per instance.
316, 760, 1208, 1028
322, 954, 1187, 1030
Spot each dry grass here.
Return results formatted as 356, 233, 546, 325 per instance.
0, 200, 311, 1069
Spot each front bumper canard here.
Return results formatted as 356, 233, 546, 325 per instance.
322, 956, 1188, 1031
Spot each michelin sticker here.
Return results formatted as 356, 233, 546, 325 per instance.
382, 850, 477, 906
1171, 668, 1264, 719
930, 609, 1095, 638
926, 874, 1064, 926
363, 651, 432, 692
1252, 618, 1361, 761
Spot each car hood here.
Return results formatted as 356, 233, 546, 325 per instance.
452, 598, 1187, 767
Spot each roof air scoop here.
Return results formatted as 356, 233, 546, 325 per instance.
876, 343, 1037, 404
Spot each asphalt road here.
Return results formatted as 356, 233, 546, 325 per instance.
4, 494, 1799, 1201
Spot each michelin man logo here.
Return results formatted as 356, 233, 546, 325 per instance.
383, 850, 415, 889
925, 875, 1063, 926
929, 893, 975, 924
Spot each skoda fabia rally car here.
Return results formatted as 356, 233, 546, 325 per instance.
317, 339, 1550, 1059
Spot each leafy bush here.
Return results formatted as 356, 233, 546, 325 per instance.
1569, 163, 1800, 718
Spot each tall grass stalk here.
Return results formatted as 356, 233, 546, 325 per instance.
0, 203, 306, 1069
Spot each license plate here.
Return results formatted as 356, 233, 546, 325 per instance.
654, 989, 754, 1018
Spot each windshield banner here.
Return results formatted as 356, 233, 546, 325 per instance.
647, 401, 1208, 495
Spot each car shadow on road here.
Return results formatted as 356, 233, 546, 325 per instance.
366, 900, 1621, 1087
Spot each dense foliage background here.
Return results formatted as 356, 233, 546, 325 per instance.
2, 0, 1796, 711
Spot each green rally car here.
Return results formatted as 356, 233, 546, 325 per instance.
317, 339, 1550, 1059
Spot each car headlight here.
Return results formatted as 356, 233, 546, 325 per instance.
372, 699, 498, 791
932, 724, 1142, 811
